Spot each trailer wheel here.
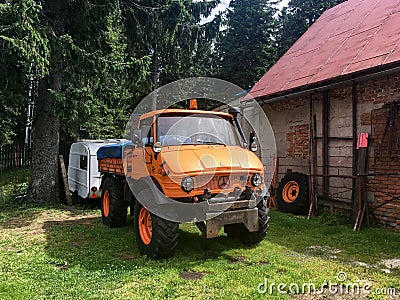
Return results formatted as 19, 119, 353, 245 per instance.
101, 177, 127, 228
71, 191, 81, 205
276, 172, 309, 215
224, 198, 270, 245
134, 191, 179, 259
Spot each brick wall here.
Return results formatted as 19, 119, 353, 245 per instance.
358, 74, 400, 105
286, 124, 309, 159
262, 73, 400, 229
264, 97, 311, 180
269, 95, 309, 111
322, 87, 354, 211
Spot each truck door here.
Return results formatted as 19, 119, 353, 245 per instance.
127, 116, 154, 179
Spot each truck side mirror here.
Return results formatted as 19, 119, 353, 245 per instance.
229, 106, 247, 145
131, 129, 143, 146
228, 107, 241, 116
249, 131, 258, 152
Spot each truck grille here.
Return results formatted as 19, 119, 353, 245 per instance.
194, 174, 249, 191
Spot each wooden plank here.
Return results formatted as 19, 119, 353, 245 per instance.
353, 133, 368, 231
308, 112, 317, 219
312, 114, 318, 214
268, 157, 278, 209
59, 155, 72, 205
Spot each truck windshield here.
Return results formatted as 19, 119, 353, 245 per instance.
157, 114, 242, 146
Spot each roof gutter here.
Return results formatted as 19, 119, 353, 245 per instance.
243, 63, 400, 107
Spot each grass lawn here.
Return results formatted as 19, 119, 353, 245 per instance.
0, 203, 399, 300
0, 169, 399, 299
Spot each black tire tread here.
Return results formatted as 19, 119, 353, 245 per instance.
101, 177, 127, 228
245, 200, 270, 244
225, 198, 270, 245
276, 172, 309, 215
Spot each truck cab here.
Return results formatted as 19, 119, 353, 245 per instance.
127, 108, 264, 201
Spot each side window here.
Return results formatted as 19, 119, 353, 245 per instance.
139, 117, 154, 146
80, 155, 88, 170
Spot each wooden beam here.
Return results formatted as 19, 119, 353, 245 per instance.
322, 90, 330, 209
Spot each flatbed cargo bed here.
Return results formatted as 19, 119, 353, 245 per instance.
97, 142, 131, 175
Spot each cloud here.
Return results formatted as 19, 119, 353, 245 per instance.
201, 0, 290, 24
201, 1, 231, 24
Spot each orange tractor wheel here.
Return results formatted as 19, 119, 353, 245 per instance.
101, 177, 127, 228
276, 172, 309, 215
138, 206, 153, 245
133, 189, 179, 259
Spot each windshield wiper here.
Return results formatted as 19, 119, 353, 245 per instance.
200, 141, 226, 145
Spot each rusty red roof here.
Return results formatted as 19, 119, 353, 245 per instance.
246, 0, 400, 101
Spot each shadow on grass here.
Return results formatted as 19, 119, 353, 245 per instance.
0, 204, 100, 229
42, 214, 251, 272
0, 208, 40, 229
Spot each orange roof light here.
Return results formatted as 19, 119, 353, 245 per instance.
189, 99, 198, 110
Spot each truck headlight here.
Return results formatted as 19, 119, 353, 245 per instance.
181, 176, 194, 192
251, 174, 262, 187
250, 141, 258, 152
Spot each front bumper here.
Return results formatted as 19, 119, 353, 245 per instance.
205, 207, 259, 238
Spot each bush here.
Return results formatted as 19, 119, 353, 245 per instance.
0, 168, 29, 207
317, 212, 350, 226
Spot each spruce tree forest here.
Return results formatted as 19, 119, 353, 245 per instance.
0, 0, 344, 203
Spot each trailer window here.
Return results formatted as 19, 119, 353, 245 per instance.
80, 155, 88, 170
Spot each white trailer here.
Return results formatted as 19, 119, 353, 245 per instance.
68, 140, 126, 199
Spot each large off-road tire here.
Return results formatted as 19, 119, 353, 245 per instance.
101, 177, 127, 228
276, 172, 309, 215
224, 198, 270, 245
134, 192, 179, 259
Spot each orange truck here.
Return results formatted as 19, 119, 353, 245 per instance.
97, 102, 269, 258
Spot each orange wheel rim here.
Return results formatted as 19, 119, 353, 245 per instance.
282, 181, 300, 203
138, 207, 152, 245
103, 190, 110, 217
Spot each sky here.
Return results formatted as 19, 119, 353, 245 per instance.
202, 0, 290, 23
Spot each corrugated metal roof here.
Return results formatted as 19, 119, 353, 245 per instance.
246, 0, 400, 101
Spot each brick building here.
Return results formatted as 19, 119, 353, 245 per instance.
244, 0, 400, 229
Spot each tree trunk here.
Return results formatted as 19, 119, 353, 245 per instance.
27, 78, 61, 204
26, 0, 65, 204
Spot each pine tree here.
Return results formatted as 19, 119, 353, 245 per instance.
124, 0, 220, 109
59, 0, 149, 140
0, 0, 220, 203
217, 0, 278, 89
27, 0, 66, 204
0, 0, 49, 146
1, 0, 150, 203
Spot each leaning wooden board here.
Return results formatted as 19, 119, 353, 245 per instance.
59, 155, 72, 205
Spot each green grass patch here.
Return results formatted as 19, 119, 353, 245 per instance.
0, 205, 398, 299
